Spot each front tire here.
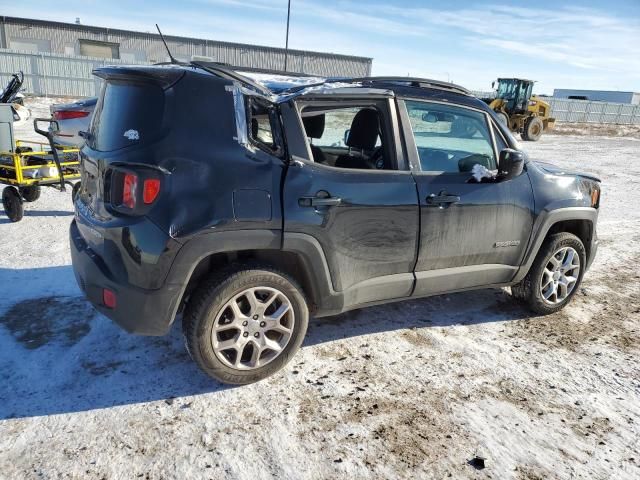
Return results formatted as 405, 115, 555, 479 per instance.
521, 116, 543, 141
511, 232, 586, 315
183, 265, 309, 384
2, 186, 24, 222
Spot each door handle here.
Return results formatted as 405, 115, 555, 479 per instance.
426, 193, 460, 205
299, 195, 342, 207
311, 197, 342, 206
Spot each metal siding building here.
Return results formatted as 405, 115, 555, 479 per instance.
553, 89, 639, 105
0, 16, 372, 87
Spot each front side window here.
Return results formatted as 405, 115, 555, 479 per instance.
404, 100, 497, 173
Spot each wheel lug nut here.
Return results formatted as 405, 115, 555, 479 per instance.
254, 332, 260, 338
260, 321, 266, 327
253, 315, 259, 320
242, 321, 248, 326
243, 332, 249, 337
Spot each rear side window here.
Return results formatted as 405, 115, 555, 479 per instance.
89, 82, 164, 152
250, 104, 274, 146
247, 98, 282, 155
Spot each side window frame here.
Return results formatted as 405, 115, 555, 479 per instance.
293, 97, 409, 172
246, 96, 284, 158
398, 98, 501, 175
490, 119, 510, 152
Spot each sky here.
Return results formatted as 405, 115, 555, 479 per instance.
3, 0, 640, 94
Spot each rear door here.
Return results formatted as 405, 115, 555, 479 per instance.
398, 98, 534, 296
281, 96, 419, 306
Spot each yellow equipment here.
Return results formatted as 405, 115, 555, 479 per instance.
488, 78, 555, 141
1, 118, 80, 222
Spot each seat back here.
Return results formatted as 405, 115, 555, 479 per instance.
335, 108, 380, 169
302, 114, 327, 164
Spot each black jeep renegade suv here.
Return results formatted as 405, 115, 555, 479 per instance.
70, 63, 600, 384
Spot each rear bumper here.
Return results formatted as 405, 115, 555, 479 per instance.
70, 219, 182, 335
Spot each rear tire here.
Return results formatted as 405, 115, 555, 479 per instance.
511, 232, 586, 315
19, 186, 41, 202
2, 186, 24, 222
521, 116, 543, 141
183, 264, 309, 384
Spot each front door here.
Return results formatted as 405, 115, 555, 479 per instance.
282, 98, 419, 306
399, 98, 534, 296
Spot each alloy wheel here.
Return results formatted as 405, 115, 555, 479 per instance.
211, 286, 295, 370
540, 246, 580, 304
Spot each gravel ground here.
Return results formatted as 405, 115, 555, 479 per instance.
0, 100, 639, 479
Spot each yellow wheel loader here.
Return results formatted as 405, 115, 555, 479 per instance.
487, 78, 555, 141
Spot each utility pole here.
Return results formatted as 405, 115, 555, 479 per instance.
284, 0, 291, 71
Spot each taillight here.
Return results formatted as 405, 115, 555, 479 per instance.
103, 288, 117, 309
53, 110, 91, 120
109, 168, 161, 214
143, 179, 160, 204
123, 173, 138, 209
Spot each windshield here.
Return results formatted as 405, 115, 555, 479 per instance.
496, 79, 517, 99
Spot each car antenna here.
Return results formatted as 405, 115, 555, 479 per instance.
156, 24, 178, 64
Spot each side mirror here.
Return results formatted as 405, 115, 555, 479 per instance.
499, 148, 525, 180
343, 129, 350, 145
491, 81, 495, 89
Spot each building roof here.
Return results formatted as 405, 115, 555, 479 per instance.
0, 15, 372, 63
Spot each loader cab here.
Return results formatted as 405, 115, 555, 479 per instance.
494, 78, 534, 114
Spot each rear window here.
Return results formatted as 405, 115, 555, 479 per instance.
89, 82, 164, 152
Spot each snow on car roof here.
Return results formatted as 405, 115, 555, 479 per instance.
239, 72, 325, 93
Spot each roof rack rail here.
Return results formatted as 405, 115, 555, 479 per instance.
163, 62, 471, 97
352, 77, 471, 95
278, 75, 471, 96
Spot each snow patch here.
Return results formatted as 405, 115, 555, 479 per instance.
0, 99, 638, 479
471, 163, 497, 182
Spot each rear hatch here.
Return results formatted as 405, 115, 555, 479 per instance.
73, 66, 188, 288
78, 66, 182, 222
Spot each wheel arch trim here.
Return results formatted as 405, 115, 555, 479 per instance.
514, 207, 597, 282
164, 229, 335, 324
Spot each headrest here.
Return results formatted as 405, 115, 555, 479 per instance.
347, 108, 379, 150
302, 114, 325, 139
